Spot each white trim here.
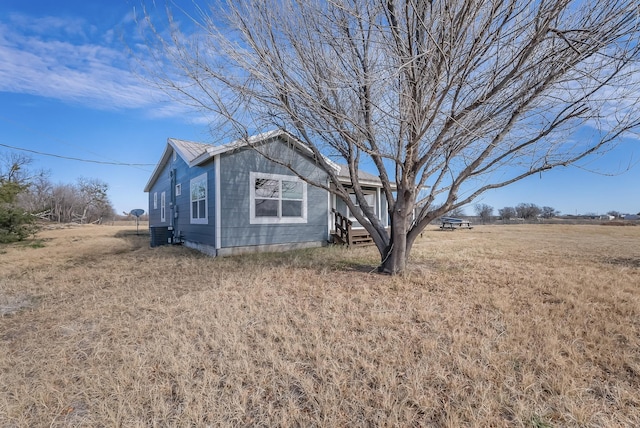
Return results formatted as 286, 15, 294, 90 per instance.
175, 183, 181, 196
190, 172, 208, 224
215, 155, 221, 250
160, 191, 166, 222
347, 190, 376, 221
153, 192, 158, 210
249, 172, 307, 224
377, 187, 382, 222
327, 178, 332, 238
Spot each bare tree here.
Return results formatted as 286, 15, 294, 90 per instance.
37, 180, 114, 224
498, 207, 517, 222
516, 203, 542, 220
17, 171, 52, 215
541, 206, 559, 218
0, 152, 33, 184
140, 0, 640, 274
474, 204, 494, 225
76, 178, 113, 224
446, 206, 466, 218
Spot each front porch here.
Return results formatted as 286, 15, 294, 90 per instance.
331, 209, 384, 247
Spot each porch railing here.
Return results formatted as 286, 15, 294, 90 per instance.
331, 209, 375, 247
332, 209, 352, 245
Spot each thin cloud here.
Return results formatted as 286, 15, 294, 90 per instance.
7, 13, 92, 40
0, 13, 187, 117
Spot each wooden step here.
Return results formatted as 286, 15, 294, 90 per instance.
331, 230, 375, 247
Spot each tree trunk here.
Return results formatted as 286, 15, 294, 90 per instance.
378, 230, 406, 274
378, 190, 415, 274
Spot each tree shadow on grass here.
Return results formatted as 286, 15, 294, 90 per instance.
605, 257, 640, 268
114, 229, 151, 251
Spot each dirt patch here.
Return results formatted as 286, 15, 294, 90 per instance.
0, 294, 34, 316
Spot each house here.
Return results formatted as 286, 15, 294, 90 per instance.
144, 130, 389, 256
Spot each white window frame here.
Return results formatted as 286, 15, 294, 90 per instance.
153, 192, 158, 209
348, 191, 376, 222
190, 173, 208, 224
250, 172, 307, 224
175, 183, 181, 197
160, 191, 166, 222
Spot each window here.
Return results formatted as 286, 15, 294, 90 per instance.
190, 173, 208, 224
160, 192, 166, 222
175, 183, 181, 197
153, 192, 158, 209
348, 192, 376, 220
250, 172, 307, 224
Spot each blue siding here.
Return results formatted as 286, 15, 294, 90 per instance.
148, 136, 393, 254
148, 158, 171, 227
219, 140, 329, 248
170, 156, 216, 246
147, 149, 217, 247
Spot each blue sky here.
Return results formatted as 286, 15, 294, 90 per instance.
0, 0, 638, 216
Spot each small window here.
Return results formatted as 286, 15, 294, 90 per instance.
175, 183, 181, 196
160, 192, 166, 222
250, 172, 307, 224
153, 192, 158, 209
190, 173, 208, 224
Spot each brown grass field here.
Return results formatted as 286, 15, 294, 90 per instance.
1, 223, 638, 427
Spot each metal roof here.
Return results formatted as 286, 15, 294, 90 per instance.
336, 164, 383, 186
168, 138, 211, 164
144, 130, 392, 192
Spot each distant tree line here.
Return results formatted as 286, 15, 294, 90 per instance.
0, 153, 115, 243
453, 202, 637, 224
498, 203, 559, 221
467, 202, 560, 224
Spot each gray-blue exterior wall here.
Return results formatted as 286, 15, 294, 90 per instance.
148, 157, 172, 228
148, 139, 330, 251
218, 143, 329, 248
148, 150, 217, 247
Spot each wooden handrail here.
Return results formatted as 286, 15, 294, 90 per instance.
332, 208, 353, 245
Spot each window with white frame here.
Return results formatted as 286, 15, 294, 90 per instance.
348, 191, 376, 220
190, 173, 208, 224
160, 192, 166, 222
250, 172, 307, 224
153, 192, 158, 209
175, 183, 181, 197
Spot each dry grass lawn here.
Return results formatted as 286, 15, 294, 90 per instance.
1, 223, 639, 427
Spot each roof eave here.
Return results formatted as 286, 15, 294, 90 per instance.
336, 176, 397, 190
143, 142, 173, 192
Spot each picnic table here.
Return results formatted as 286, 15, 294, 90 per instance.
440, 217, 473, 230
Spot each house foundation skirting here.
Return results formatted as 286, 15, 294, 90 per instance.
183, 240, 218, 256
183, 240, 326, 257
